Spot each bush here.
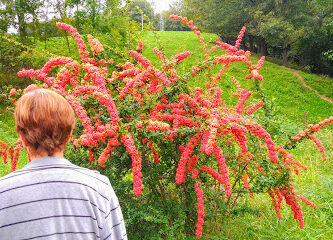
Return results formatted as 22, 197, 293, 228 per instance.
1, 16, 332, 239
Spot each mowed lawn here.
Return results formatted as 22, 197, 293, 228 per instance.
0, 30, 332, 239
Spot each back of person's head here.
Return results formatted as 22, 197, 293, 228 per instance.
15, 89, 75, 156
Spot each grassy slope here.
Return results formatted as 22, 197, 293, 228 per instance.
143, 31, 333, 125
144, 31, 333, 239
301, 72, 333, 99
0, 30, 332, 239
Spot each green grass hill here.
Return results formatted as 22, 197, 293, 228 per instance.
0, 31, 332, 239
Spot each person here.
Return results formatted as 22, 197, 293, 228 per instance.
0, 89, 127, 240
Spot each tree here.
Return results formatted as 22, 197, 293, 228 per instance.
0, 0, 14, 33
177, 0, 333, 74
128, 0, 154, 24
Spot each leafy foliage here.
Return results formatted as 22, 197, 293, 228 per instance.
1, 17, 332, 239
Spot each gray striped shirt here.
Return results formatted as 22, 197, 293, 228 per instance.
0, 156, 127, 240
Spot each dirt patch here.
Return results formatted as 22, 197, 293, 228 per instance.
288, 69, 333, 104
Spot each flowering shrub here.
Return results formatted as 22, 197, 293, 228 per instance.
1, 15, 332, 238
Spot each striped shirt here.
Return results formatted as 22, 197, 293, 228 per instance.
0, 156, 127, 240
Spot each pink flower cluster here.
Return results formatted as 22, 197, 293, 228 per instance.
172, 51, 191, 63
281, 186, 304, 229
213, 144, 231, 197
289, 117, 333, 160
10, 88, 17, 95
121, 133, 143, 196
98, 136, 119, 164
56, 23, 90, 62
129, 50, 151, 69
194, 182, 205, 238
245, 56, 265, 81
146, 140, 159, 164
246, 101, 264, 115
153, 47, 167, 61
170, 15, 207, 52
0, 141, 8, 164
235, 27, 246, 49
87, 34, 105, 55
8, 139, 23, 172
235, 89, 252, 114
146, 120, 171, 131
307, 134, 326, 161
136, 41, 143, 52
268, 185, 316, 229
268, 189, 283, 220
176, 132, 201, 184
241, 173, 250, 190
275, 145, 307, 175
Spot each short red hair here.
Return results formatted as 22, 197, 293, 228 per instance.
15, 89, 75, 156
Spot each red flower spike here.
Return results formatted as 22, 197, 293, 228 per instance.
129, 50, 151, 69
0, 141, 8, 164
175, 132, 201, 184
146, 120, 171, 131
307, 134, 327, 161
241, 173, 250, 190
153, 69, 171, 87
56, 23, 90, 62
9, 139, 23, 172
153, 47, 167, 61
212, 144, 231, 197
194, 182, 205, 238
245, 56, 265, 81
199, 166, 225, 184
65, 95, 94, 134
268, 190, 282, 220
98, 137, 118, 164
235, 89, 252, 114
295, 194, 317, 209
87, 34, 105, 56
170, 15, 207, 52
246, 101, 264, 115
121, 133, 143, 197
136, 41, 143, 52
172, 51, 191, 63
235, 26, 246, 49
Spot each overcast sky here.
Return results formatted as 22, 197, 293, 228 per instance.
151, 0, 177, 13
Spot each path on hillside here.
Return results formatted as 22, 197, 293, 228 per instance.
288, 69, 333, 104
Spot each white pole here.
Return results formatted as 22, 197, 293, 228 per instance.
141, 13, 144, 31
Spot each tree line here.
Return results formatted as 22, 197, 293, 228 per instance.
0, 0, 143, 85
1, 0, 333, 76
177, 0, 333, 76
146, 0, 333, 76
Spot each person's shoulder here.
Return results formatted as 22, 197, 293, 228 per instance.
77, 167, 117, 199
0, 170, 23, 190
71, 165, 111, 187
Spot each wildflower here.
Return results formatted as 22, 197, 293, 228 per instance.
147, 120, 171, 131
172, 51, 191, 63
129, 50, 151, 69
175, 132, 201, 184
136, 41, 143, 52
121, 133, 143, 196
87, 34, 105, 55
10, 88, 17, 96
235, 26, 246, 49
194, 182, 205, 238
